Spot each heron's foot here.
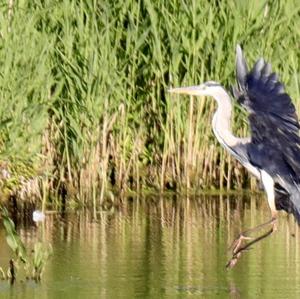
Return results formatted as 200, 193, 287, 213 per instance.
226, 218, 277, 269
229, 234, 253, 255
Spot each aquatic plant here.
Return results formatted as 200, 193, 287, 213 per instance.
0, 207, 51, 282
0, 1, 299, 203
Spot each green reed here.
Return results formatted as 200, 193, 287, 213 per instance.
0, 0, 299, 204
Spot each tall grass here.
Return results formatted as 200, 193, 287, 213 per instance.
0, 0, 300, 204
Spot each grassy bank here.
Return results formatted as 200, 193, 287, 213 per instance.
0, 0, 300, 205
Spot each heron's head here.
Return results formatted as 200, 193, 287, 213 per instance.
168, 81, 223, 98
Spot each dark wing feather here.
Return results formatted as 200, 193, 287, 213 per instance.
234, 45, 300, 139
233, 45, 300, 223
233, 45, 300, 176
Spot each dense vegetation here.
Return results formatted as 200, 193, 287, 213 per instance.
0, 0, 300, 205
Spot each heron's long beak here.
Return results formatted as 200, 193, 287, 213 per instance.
168, 85, 205, 96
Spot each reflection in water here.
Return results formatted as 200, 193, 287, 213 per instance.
0, 193, 300, 298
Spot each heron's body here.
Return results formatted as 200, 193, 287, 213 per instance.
169, 45, 300, 226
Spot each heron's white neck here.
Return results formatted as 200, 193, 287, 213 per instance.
211, 89, 240, 148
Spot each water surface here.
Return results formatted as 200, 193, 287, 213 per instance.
0, 194, 300, 299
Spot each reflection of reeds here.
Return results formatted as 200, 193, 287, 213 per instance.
0, 2, 300, 201
0, 195, 296, 296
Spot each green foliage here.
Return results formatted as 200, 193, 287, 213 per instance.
0, 1, 300, 198
32, 242, 52, 281
1, 207, 51, 282
2, 208, 27, 263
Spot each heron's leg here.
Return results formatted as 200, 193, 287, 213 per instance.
238, 170, 279, 238
260, 170, 277, 220
226, 220, 276, 269
227, 171, 278, 268
229, 217, 277, 254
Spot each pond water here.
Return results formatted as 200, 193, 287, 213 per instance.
0, 193, 300, 299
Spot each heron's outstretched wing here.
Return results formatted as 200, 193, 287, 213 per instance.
232, 45, 300, 172
232, 45, 300, 223
233, 45, 300, 140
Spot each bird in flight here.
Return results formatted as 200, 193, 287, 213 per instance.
169, 45, 300, 268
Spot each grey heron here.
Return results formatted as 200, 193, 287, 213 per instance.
169, 45, 300, 268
